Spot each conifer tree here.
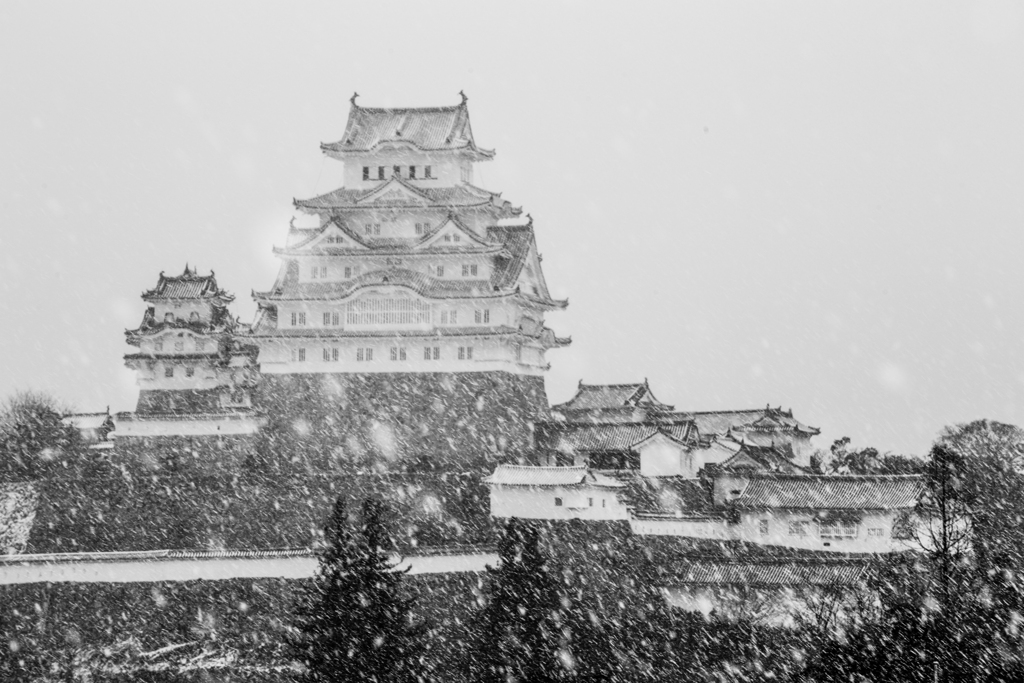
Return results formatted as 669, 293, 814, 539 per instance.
470, 518, 566, 682
290, 497, 424, 683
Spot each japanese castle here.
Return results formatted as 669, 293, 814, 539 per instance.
254, 92, 569, 376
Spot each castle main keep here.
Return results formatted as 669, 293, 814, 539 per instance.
117, 94, 569, 466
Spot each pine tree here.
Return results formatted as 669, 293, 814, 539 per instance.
290, 497, 424, 682
470, 518, 566, 682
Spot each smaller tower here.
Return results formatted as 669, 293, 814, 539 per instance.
120, 266, 260, 437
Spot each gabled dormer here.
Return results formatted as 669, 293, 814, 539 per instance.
355, 176, 431, 207
416, 215, 493, 251
276, 221, 370, 256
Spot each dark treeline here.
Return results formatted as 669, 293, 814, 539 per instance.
4, 390, 1024, 681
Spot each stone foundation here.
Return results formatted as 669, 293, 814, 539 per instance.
253, 371, 549, 472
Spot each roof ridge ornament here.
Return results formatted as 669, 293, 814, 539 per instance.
459, 90, 467, 106
350, 92, 359, 107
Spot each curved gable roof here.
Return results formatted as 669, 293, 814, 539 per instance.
321, 94, 495, 158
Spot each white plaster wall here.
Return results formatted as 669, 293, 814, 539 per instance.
257, 337, 548, 376
734, 510, 904, 553
0, 551, 498, 585
341, 152, 469, 189
115, 416, 263, 437
489, 485, 629, 521
628, 516, 731, 539
639, 437, 685, 477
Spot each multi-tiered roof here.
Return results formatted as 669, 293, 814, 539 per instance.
248, 94, 569, 375
122, 266, 259, 430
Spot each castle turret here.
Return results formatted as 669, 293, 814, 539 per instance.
119, 266, 260, 437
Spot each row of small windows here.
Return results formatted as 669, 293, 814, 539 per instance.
290, 308, 490, 326
311, 266, 358, 279
291, 346, 473, 362
308, 264, 478, 280
163, 311, 203, 323
163, 366, 197, 378
777, 520, 885, 539
363, 165, 433, 181
154, 340, 210, 352
553, 497, 607, 508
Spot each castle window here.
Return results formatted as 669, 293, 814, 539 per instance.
440, 311, 448, 325
390, 347, 406, 361
323, 347, 341, 362
415, 223, 424, 235
436, 265, 444, 277
298, 348, 306, 362
588, 498, 593, 507
320, 267, 327, 278
458, 346, 474, 360
475, 309, 490, 324
424, 346, 440, 360
758, 519, 769, 536
311, 266, 318, 279
444, 234, 451, 243
819, 520, 858, 540
356, 347, 373, 362
155, 341, 163, 352
450, 310, 457, 324
409, 166, 417, 179
377, 166, 385, 180
344, 266, 352, 279
788, 521, 809, 537
454, 234, 461, 243
324, 312, 331, 326
461, 166, 471, 183
362, 166, 369, 180
554, 497, 563, 507
346, 297, 430, 326
462, 264, 478, 277
393, 165, 401, 178
424, 165, 433, 179
185, 366, 195, 378
332, 312, 340, 326
868, 527, 886, 537
164, 366, 174, 378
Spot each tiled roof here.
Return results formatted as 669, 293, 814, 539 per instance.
484, 465, 627, 488
485, 465, 588, 487
554, 380, 672, 411
254, 267, 495, 302
667, 560, 867, 587
681, 407, 819, 437
733, 474, 925, 510
538, 422, 696, 453
717, 443, 806, 474
487, 224, 534, 290
248, 324, 535, 340
321, 95, 493, 157
613, 474, 715, 515
142, 266, 232, 301
295, 182, 511, 212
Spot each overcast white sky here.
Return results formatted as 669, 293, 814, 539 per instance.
1, 1, 1022, 456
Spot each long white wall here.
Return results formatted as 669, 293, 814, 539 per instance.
0, 549, 498, 585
